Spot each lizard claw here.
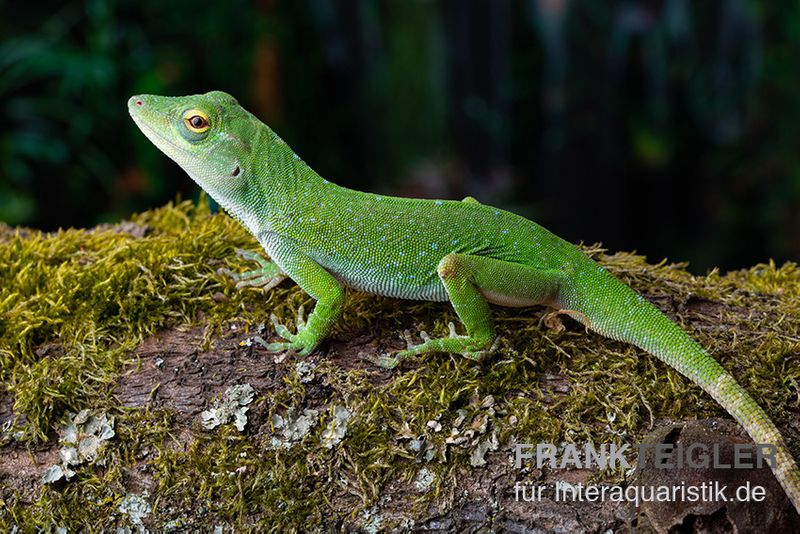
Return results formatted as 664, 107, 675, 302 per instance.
367, 353, 401, 369
263, 308, 315, 356
460, 336, 499, 361
252, 335, 294, 354
447, 322, 459, 338
270, 313, 295, 340
402, 329, 416, 349
541, 309, 590, 334
218, 249, 287, 290
234, 247, 270, 266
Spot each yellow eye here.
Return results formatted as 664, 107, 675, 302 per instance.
183, 110, 210, 133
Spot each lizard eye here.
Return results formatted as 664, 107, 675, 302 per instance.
183, 110, 210, 133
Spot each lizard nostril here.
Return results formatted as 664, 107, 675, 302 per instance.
135, 100, 143, 106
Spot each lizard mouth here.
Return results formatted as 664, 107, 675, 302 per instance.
127, 95, 185, 160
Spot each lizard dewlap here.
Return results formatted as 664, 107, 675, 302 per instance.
128, 90, 800, 514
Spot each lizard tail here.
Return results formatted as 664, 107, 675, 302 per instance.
565, 271, 800, 514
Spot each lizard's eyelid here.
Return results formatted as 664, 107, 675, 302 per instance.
182, 109, 210, 133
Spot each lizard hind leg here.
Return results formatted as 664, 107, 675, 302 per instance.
374, 254, 563, 369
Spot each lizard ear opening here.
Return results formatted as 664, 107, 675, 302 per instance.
232, 166, 241, 177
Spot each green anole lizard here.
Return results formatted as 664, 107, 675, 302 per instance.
129, 90, 800, 513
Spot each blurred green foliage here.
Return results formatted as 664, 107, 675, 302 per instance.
1, 0, 799, 272
1, 0, 258, 224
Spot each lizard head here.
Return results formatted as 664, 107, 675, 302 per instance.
128, 90, 264, 229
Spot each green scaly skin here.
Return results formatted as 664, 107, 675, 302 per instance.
129, 90, 800, 513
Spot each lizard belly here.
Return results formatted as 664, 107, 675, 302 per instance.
480, 289, 545, 307
328, 265, 448, 302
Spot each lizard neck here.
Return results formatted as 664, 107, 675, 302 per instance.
242, 127, 341, 239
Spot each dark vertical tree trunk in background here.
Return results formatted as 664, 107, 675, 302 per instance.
442, 0, 512, 200
306, 0, 385, 191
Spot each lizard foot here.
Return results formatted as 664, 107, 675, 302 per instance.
254, 305, 316, 356
217, 248, 287, 290
370, 322, 497, 369
540, 309, 591, 333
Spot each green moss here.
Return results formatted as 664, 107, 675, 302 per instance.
2, 202, 799, 529
0, 197, 280, 440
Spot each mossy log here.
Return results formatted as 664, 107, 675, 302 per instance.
1, 200, 799, 531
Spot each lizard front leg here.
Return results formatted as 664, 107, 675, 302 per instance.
255, 240, 344, 356
374, 254, 563, 368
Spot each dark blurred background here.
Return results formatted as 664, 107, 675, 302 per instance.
1, 0, 799, 273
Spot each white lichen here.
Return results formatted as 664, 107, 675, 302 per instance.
321, 405, 352, 449
469, 432, 499, 467
414, 468, 435, 492
269, 407, 319, 449
294, 361, 316, 383
118, 493, 151, 526
359, 506, 383, 534
42, 410, 115, 484
200, 384, 255, 432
